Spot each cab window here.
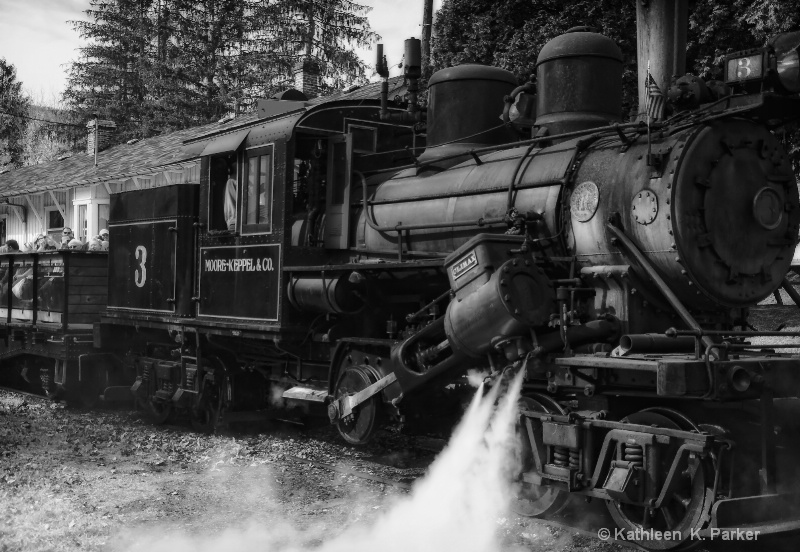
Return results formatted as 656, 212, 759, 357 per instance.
243, 146, 273, 234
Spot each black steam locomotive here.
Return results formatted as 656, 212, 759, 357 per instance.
2, 1, 800, 547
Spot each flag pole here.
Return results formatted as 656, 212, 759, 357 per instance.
646, 60, 652, 166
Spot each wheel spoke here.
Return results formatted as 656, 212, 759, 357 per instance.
661, 506, 677, 530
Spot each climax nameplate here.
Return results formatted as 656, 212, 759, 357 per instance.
451, 251, 478, 281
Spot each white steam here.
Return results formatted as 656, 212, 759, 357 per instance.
466, 368, 490, 388
122, 373, 525, 552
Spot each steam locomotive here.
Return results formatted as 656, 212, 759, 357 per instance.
2, 0, 800, 547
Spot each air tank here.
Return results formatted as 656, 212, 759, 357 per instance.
535, 28, 623, 136
419, 64, 518, 164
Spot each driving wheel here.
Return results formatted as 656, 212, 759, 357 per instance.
333, 366, 384, 445
605, 410, 713, 550
511, 393, 570, 517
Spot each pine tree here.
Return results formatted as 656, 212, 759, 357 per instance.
0, 58, 31, 169
64, 0, 154, 141
64, 0, 378, 144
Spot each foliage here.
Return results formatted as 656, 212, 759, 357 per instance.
64, 0, 377, 144
21, 105, 84, 167
432, 0, 800, 169
0, 59, 31, 169
431, 0, 637, 113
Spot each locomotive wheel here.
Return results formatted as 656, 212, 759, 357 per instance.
605, 411, 713, 551
145, 399, 174, 425
334, 366, 383, 445
191, 377, 224, 433
511, 393, 570, 518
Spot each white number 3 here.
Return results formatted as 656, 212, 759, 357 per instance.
135, 245, 148, 288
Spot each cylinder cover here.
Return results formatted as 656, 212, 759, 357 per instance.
535, 30, 623, 136
444, 260, 555, 358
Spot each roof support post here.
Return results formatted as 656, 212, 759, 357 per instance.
3, 203, 26, 226
25, 195, 44, 233
48, 191, 66, 221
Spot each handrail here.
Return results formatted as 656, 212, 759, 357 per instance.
362, 121, 648, 177
607, 221, 717, 356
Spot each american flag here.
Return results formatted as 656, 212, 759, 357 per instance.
647, 73, 666, 121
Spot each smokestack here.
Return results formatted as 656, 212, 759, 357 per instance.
636, 0, 688, 119
86, 120, 116, 155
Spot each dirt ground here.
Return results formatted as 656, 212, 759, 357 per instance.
0, 394, 413, 552
0, 390, 617, 552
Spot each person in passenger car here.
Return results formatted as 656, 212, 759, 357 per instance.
34, 234, 57, 251
91, 228, 109, 246
224, 167, 237, 231
0, 241, 15, 296
0, 240, 19, 253
68, 238, 86, 251
60, 227, 74, 249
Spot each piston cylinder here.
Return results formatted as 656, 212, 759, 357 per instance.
444, 260, 555, 358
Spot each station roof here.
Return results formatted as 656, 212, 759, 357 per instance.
0, 76, 409, 200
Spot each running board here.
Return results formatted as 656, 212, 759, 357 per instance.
282, 386, 328, 403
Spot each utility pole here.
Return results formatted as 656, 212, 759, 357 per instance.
421, 0, 433, 77
93, 116, 99, 167
636, 0, 687, 120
